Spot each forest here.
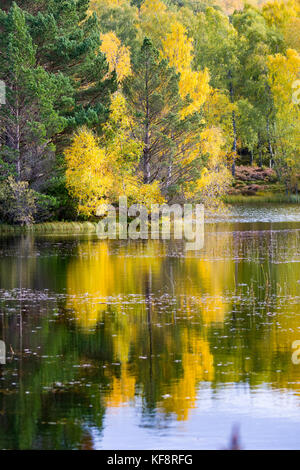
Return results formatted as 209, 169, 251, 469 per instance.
0, 0, 299, 224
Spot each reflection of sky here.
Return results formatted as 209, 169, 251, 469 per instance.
207, 204, 300, 223
95, 384, 300, 450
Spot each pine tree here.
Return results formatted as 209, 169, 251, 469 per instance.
123, 38, 204, 196
2, 1, 117, 134
25, 0, 117, 134
0, 2, 72, 186
0, 1, 118, 223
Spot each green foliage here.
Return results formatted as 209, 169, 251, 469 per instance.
0, 177, 36, 225
24, 0, 117, 133
95, 0, 139, 50
123, 38, 204, 195
45, 174, 78, 221
0, 0, 117, 224
0, 176, 63, 225
34, 192, 60, 222
0, 3, 72, 184
0, 0, 299, 224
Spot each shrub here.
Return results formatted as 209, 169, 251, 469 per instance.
235, 166, 277, 183
0, 177, 36, 225
35, 193, 60, 222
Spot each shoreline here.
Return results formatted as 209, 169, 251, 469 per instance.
1, 200, 300, 234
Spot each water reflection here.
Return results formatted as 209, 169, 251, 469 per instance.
0, 214, 299, 449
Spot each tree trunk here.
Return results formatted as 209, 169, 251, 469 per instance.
231, 110, 237, 177
258, 135, 263, 168
267, 118, 274, 168
143, 53, 151, 184
229, 73, 237, 177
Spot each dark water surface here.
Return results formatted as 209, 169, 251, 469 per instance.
0, 204, 300, 449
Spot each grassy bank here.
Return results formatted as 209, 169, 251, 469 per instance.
0, 221, 98, 235
224, 193, 300, 204
1, 193, 300, 235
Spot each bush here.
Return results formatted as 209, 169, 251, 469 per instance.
44, 175, 78, 221
0, 177, 61, 225
235, 166, 277, 183
35, 193, 60, 222
0, 177, 36, 225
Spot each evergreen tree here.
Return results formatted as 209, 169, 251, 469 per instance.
25, 0, 117, 133
2, 1, 117, 134
123, 38, 204, 196
0, 2, 72, 186
0, 1, 117, 223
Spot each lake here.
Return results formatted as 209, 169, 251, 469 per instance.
0, 204, 300, 450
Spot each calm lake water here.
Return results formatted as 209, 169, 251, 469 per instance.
0, 204, 300, 450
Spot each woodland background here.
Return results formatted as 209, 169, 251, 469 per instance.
0, 0, 299, 224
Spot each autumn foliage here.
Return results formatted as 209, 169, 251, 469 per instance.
0, 0, 299, 223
